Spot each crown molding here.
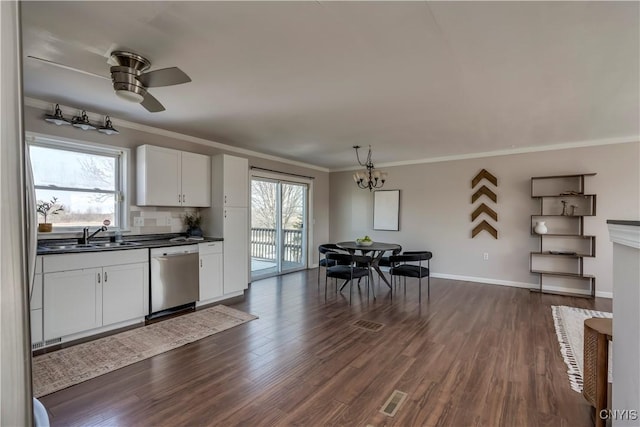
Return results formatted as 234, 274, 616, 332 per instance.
331, 136, 639, 172
25, 97, 331, 173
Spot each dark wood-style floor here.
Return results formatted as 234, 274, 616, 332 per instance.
39, 271, 612, 426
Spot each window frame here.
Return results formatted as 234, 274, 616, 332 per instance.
26, 133, 130, 234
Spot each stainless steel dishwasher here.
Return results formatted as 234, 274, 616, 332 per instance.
150, 245, 199, 315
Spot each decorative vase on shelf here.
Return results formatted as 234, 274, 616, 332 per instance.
534, 221, 548, 235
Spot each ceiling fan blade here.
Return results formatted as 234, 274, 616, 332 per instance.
140, 92, 165, 113
137, 67, 191, 88
26, 55, 111, 81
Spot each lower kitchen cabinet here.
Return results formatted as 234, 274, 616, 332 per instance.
102, 263, 148, 325
31, 269, 44, 346
199, 242, 223, 302
41, 249, 148, 344
44, 267, 103, 341
223, 207, 249, 294
31, 309, 43, 346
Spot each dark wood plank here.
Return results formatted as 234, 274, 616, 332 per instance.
38, 270, 611, 426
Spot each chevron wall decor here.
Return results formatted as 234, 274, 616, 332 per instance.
471, 169, 498, 239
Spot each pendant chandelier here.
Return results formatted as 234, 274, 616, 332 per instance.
352, 145, 387, 191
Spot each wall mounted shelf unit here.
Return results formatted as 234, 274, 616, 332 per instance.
530, 173, 597, 298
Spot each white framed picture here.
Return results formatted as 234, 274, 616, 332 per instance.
373, 190, 400, 231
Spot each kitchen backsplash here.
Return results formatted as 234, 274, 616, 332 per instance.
128, 206, 196, 235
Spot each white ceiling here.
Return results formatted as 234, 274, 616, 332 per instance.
21, 1, 639, 170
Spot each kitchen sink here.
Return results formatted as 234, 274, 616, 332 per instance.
40, 244, 96, 250
39, 242, 141, 251
93, 242, 141, 247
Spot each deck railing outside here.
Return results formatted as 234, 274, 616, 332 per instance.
251, 227, 303, 263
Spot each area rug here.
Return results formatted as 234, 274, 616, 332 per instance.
551, 305, 612, 393
32, 305, 257, 397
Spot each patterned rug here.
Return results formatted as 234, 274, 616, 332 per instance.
551, 305, 612, 393
32, 305, 257, 397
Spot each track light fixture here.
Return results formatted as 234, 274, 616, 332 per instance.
71, 110, 97, 131
98, 116, 119, 135
43, 104, 71, 126
43, 104, 119, 136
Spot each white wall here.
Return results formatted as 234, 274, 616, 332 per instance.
330, 142, 640, 296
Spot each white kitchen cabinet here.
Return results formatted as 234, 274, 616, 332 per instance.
222, 207, 249, 294
102, 263, 149, 325
44, 267, 103, 340
137, 144, 210, 207
31, 309, 43, 346
202, 154, 249, 294
42, 249, 148, 343
198, 241, 223, 301
31, 257, 44, 348
31, 272, 44, 347
213, 154, 248, 208
181, 151, 211, 207
31, 273, 43, 310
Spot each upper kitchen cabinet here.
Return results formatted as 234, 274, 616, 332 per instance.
213, 154, 248, 208
137, 145, 210, 207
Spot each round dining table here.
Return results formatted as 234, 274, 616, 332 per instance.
335, 241, 401, 289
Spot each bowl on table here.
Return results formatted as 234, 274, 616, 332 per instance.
355, 239, 373, 247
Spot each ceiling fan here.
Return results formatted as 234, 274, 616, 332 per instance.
27, 51, 191, 113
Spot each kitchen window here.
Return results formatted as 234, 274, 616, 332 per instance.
28, 136, 128, 230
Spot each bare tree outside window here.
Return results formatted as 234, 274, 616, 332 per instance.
251, 180, 304, 229
79, 157, 115, 203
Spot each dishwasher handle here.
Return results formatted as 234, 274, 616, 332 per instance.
156, 252, 196, 260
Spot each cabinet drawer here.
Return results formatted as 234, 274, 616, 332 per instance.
43, 248, 148, 272
199, 241, 223, 255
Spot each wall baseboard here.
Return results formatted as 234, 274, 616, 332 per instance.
430, 273, 612, 299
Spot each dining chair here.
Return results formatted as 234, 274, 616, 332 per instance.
377, 245, 403, 285
324, 252, 373, 305
388, 251, 432, 302
317, 243, 345, 288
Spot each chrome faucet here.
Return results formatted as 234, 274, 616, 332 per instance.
81, 226, 108, 244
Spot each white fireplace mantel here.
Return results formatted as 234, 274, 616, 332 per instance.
607, 220, 640, 426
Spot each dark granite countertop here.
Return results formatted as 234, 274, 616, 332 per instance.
607, 220, 640, 226
37, 233, 223, 255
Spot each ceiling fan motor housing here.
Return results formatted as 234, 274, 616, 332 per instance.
110, 51, 151, 103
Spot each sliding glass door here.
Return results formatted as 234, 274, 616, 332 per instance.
251, 177, 307, 279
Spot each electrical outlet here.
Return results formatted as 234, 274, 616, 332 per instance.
133, 217, 144, 227
163, 217, 173, 226
483, 252, 489, 261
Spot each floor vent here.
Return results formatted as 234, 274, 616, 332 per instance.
32, 342, 43, 351
380, 390, 408, 417
352, 319, 385, 332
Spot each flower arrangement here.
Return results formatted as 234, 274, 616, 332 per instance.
183, 212, 203, 236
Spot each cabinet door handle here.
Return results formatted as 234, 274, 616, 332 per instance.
224, 195, 227, 204
97, 272, 101, 283
104, 272, 108, 282
224, 210, 227, 218
200, 259, 203, 268
178, 194, 181, 203
182, 194, 186, 203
